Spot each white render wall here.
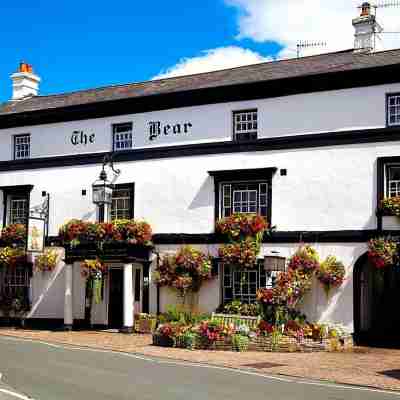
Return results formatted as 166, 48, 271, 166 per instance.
155, 242, 367, 332
0, 140, 397, 234
0, 82, 398, 160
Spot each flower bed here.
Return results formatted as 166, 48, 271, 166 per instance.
152, 317, 353, 353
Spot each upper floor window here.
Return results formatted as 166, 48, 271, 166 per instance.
386, 164, 400, 197
14, 134, 30, 160
388, 94, 400, 127
221, 182, 268, 218
110, 184, 134, 220
233, 110, 258, 141
113, 123, 133, 151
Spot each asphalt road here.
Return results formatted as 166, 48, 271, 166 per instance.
0, 336, 399, 400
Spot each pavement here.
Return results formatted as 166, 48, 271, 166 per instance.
0, 335, 400, 400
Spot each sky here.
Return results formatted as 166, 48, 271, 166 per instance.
1, 0, 400, 102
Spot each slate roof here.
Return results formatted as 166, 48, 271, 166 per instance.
1, 48, 400, 116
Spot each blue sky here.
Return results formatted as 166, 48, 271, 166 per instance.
1, 1, 398, 103
0, 0, 280, 102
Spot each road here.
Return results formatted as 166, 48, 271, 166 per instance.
0, 335, 399, 400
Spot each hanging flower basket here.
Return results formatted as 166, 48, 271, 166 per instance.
153, 246, 213, 297
218, 239, 260, 268
0, 224, 27, 247
316, 256, 345, 297
0, 247, 27, 268
367, 237, 398, 269
35, 249, 59, 272
287, 245, 320, 275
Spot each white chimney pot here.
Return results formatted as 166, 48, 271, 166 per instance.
10, 64, 41, 100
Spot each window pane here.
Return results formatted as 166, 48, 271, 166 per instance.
388, 165, 400, 197
14, 134, 30, 160
111, 187, 132, 220
233, 110, 258, 141
113, 123, 133, 150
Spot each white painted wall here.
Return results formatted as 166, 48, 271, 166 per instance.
0, 82, 398, 160
0, 140, 397, 234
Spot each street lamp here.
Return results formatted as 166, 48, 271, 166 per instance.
92, 154, 120, 222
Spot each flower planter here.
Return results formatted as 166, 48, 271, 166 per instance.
382, 215, 400, 230
134, 318, 157, 334
152, 333, 174, 347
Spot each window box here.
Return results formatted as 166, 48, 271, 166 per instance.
382, 215, 400, 230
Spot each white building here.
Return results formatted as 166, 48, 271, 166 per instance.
0, 3, 399, 343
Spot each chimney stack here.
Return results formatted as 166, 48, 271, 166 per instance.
10, 62, 41, 101
352, 2, 378, 53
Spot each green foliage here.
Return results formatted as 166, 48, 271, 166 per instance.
232, 334, 250, 352
218, 300, 260, 316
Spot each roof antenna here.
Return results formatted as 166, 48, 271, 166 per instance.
296, 41, 327, 58
369, 2, 400, 50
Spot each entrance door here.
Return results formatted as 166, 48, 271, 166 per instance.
133, 265, 142, 314
108, 269, 123, 328
355, 256, 400, 346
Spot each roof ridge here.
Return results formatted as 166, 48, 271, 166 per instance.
26, 49, 357, 100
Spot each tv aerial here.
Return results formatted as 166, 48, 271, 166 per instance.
296, 41, 327, 58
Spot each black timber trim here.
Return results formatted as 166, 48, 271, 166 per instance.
377, 156, 400, 231
1, 184, 34, 229
151, 230, 379, 244
209, 168, 276, 223
1, 127, 400, 173
47, 230, 384, 247
3, 64, 400, 129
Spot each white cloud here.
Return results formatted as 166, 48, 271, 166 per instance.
153, 46, 271, 79
226, 0, 400, 57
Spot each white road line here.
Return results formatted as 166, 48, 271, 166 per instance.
0, 388, 34, 400
1, 335, 400, 397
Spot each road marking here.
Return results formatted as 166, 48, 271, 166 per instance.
0, 388, 34, 400
1, 335, 400, 397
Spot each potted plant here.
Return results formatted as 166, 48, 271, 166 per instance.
134, 313, 157, 334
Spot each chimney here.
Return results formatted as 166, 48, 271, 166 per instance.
352, 2, 378, 53
10, 62, 41, 100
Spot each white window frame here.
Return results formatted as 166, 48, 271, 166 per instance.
7, 195, 29, 225
14, 134, 30, 160
385, 164, 400, 198
111, 187, 132, 221
388, 94, 400, 127
220, 181, 268, 218
233, 109, 258, 141
113, 123, 133, 151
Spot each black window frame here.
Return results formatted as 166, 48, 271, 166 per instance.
0, 185, 33, 229
209, 168, 276, 224
232, 109, 258, 142
112, 122, 133, 152
13, 133, 31, 160
110, 183, 135, 221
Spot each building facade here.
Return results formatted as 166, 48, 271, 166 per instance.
1, 7, 400, 341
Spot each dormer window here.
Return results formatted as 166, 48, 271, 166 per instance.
233, 110, 258, 141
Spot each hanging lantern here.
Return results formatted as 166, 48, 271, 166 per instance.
92, 168, 113, 206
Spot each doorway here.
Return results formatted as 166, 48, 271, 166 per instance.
354, 254, 400, 347
133, 265, 142, 314
108, 269, 123, 328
